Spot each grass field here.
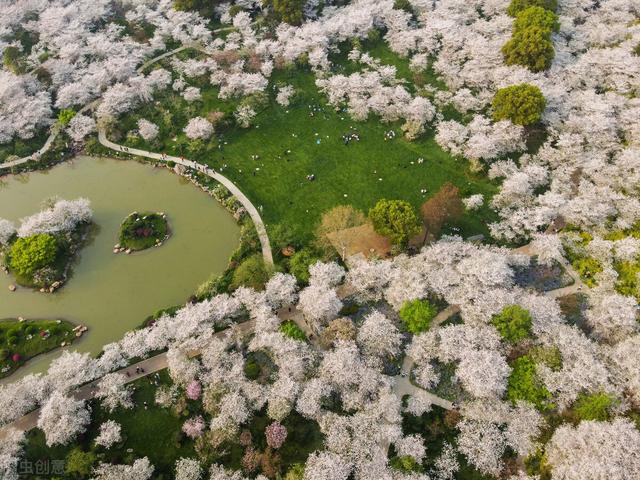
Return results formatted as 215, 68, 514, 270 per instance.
0, 318, 75, 379
118, 212, 170, 251
116, 44, 498, 246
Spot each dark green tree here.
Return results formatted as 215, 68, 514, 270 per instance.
65, 448, 96, 478
289, 247, 322, 284
173, 0, 222, 17
3, 46, 26, 74
491, 304, 533, 342
369, 199, 420, 246
230, 254, 270, 290
264, 0, 305, 25
502, 26, 555, 72
492, 84, 546, 126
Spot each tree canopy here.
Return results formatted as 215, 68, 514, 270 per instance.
507, 0, 557, 16
420, 182, 464, 242
289, 248, 322, 284
231, 254, 270, 290
491, 304, 533, 342
492, 84, 546, 126
264, 0, 305, 25
573, 392, 615, 421
502, 26, 555, 72
514, 6, 559, 33
399, 299, 438, 334
369, 199, 420, 246
506, 356, 553, 410
9, 234, 58, 277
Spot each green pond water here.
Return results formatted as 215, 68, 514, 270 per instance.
0, 156, 239, 380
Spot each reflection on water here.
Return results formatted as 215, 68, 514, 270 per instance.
0, 156, 239, 380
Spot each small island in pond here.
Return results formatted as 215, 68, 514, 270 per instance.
0, 198, 94, 292
115, 211, 170, 253
0, 318, 80, 379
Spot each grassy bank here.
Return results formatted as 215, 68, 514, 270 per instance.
0, 318, 76, 379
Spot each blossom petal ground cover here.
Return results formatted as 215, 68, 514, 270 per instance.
0, 1, 639, 480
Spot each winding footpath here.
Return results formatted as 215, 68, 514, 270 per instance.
98, 128, 273, 265
0, 253, 585, 439
0, 40, 274, 265
0, 31, 235, 172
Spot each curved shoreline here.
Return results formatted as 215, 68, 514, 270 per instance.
0, 156, 240, 381
98, 129, 273, 265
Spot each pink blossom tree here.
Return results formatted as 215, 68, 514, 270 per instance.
265, 421, 288, 449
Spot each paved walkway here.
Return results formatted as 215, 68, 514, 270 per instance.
98, 129, 273, 265
0, 43, 198, 172
0, 263, 579, 439
0, 319, 256, 439
515, 242, 586, 298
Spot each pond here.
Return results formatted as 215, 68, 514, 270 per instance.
0, 156, 240, 380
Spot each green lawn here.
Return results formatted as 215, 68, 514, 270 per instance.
0, 319, 76, 378
119, 212, 170, 251
116, 46, 498, 246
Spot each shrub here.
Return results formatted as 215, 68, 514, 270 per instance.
507, 0, 557, 16
231, 254, 270, 291
264, 0, 305, 25
9, 234, 59, 277
502, 26, 555, 72
279, 320, 307, 341
390, 455, 423, 473
7, 326, 22, 338
492, 84, 546, 126
57, 109, 76, 126
573, 391, 615, 421
289, 248, 322, 284
65, 448, 96, 477
284, 463, 305, 480
491, 305, 533, 342
0, 348, 8, 360
507, 356, 553, 410
244, 360, 260, 380
369, 199, 420, 246
25, 325, 39, 336
572, 257, 602, 287
399, 299, 438, 334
